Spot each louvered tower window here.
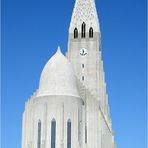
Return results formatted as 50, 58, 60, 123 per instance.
74, 28, 78, 38
89, 27, 93, 38
81, 22, 86, 38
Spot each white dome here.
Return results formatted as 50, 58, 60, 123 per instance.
37, 47, 80, 97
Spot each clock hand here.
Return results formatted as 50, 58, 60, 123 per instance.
82, 49, 84, 54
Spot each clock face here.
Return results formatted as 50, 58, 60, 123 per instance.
80, 48, 87, 56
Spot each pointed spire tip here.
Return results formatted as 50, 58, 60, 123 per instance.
57, 46, 61, 53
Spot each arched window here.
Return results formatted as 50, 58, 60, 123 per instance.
67, 119, 71, 148
85, 125, 87, 143
82, 64, 84, 68
74, 28, 78, 38
89, 27, 93, 38
37, 120, 41, 148
51, 119, 56, 148
82, 76, 84, 81
81, 22, 86, 38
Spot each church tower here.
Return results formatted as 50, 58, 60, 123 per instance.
21, 0, 116, 148
68, 0, 102, 99
68, 1, 116, 147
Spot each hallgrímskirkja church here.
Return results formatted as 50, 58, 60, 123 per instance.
21, 0, 116, 148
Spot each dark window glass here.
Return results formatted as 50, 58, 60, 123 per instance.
85, 125, 87, 143
89, 27, 93, 38
82, 64, 84, 68
81, 22, 86, 38
51, 119, 56, 148
74, 28, 78, 38
82, 76, 84, 81
67, 119, 71, 148
37, 121, 41, 148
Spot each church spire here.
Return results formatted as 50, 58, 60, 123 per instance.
68, 0, 102, 98
69, 0, 100, 33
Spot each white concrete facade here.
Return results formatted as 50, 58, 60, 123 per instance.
21, 0, 116, 148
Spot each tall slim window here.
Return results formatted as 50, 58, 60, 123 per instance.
67, 119, 71, 148
85, 125, 87, 143
51, 119, 56, 148
37, 120, 41, 148
89, 27, 93, 38
81, 22, 86, 38
74, 28, 78, 38
82, 64, 84, 68
82, 76, 84, 81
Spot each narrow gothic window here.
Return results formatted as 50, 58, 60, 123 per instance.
89, 27, 93, 38
74, 28, 78, 38
82, 76, 84, 81
81, 22, 86, 38
85, 125, 87, 143
82, 64, 84, 68
37, 120, 41, 148
67, 119, 71, 148
51, 119, 56, 148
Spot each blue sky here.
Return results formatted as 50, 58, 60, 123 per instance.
1, 0, 147, 148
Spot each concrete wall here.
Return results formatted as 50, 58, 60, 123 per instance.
22, 95, 84, 148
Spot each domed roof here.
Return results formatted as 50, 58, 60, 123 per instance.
37, 47, 80, 97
